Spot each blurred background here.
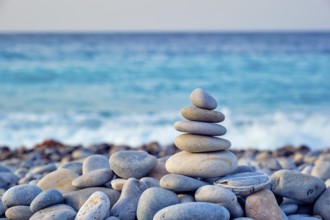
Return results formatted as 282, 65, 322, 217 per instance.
0, 0, 330, 149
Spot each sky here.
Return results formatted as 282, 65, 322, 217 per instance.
0, 0, 330, 32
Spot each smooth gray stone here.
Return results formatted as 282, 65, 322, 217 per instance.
0, 165, 11, 173
0, 200, 5, 216
30, 163, 57, 174
0, 172, 19, 186
271, 170, 326, 203
281, 209, 289, 220
214, 172, 271, 196
58, 162, 83, 175
174, 121, 226, 136
140, 177, 160, 188
75, 191, 110, 220
72, 169, 113, 188
105, 217, 120, 220
232, 165, 256, 174
109, 151, 157, 179
280, 203, 299, 215
37, 169, 79, 194
14, 168, 28, 179
313, 187, 330, 220
30, 204, 76, 220
287, 214, 321, 220
111, 178, 147, 220
311, 160, 330, 180
2, 184, 42, 207
160, 174, 207, 192
111, 178, 126, 191
277, 158, 297, 170
5, 206, 32, 220
195, 185, 244, 218
153, 202, 230, 220
326, 179, 330, 187
174, 134, 230, 152
30, 189, 64, 213
64, 187, 120, 211
82, 155, 110, 174
301, 165, 314, 175
137, 187, 179, 220
166, 150, 237, 178
0, 176, 9, 189
190, 88, 217, 110
178, 194, 195, 203
181, 106, 224, 123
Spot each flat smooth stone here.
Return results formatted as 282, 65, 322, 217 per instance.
287, 214, 321, 220
190, 88, 217, 110
37, 169, 79, 194
175, 134, 230, 152
75, 191, 110, 220
72, 169, 113, 188
181, 106, 224, 123
280, 203, 298, 215
111, 178, 147, 220
174, 121, 226, 136
160, 174, 207, 192
30, 189, 64, 213
109, 151, 157, 179
214, 172, 271, 196
111, 178, 126, 191
82, 155, 110, 174
311, 160, 330, 180
153, 202, 229, 220
30, 163, 57, 175
58, 162, 83, 175
5, 206, 32, 220
195, 185, 244, 218
137, 187, 179, 220
166, 150, 237, 178
30, 204, 76, 220
2, 184, 42, 207
64, 187, 120, 211
245, 189, 282, 220
271, 170, 326, 203
140, 177, 160, 188
313, 187, 330, 220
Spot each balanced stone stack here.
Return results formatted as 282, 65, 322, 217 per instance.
165, 88, 238, 179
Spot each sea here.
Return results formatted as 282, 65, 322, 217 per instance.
0, 32, 330, 149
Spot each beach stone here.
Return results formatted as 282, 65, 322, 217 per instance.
214, 171, 271, 196
174, 121, 226, 136
111, 178, 147, 220
5, 206, 32, 220
37, 169, 79, 193
64, 187, 120, 211
287, 214, 321, 220
313, 187, 330, 220
325, 179, 330, 187
82, 155, 110, 174
190, 88, 217, 110
30, 204, 76, 220
75, 191, 110, 220
137, 187, 179, 220
245, 189, 282, 220
59, 162, 83, 175
72, 169, 113, 188
0, 200, 5, 216
2, 184, 42, 207
166, 150, 237, 178
147, 161, 168, 180
232, 165, 256, 174
178, 194, 195, 203
311, 160, 330, 180
281, 209, 290, 220
195, 185, 244, 218
174, 134, 230, 152
153, 202, 230, 220
280, 203, 299, 215
0, 165, 11, 173
140, 177, 160, 188
30, 189, 64, 213
109, 151, 157, 179
160, 174, 207, 192
0, 172, 19, 187
105, 217, 120, 220
181, 106, 224, 123
30, 163, 57, 174
233, 218, 254, 220
111, 178, 126, 191
0, 177, 9, 190
301, 165, 314, 175
271, 170, 326, 203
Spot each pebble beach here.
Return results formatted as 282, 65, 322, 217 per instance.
0, 88, 330, 220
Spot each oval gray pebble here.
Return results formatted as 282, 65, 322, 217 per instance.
174, 121, 226, 136
82, 155, 110, 174
30, 189, 64, 213
153, 202, 230, 220
160, 174, 207, 192
30, 204, 76, 220
2, 184, 42, 207
5, 205, 32, 220
181, 106, 224, 123
72, 169, 113, 188
190, 88, 217, 110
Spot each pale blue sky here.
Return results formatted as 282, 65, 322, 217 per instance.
0, 0, 330, 32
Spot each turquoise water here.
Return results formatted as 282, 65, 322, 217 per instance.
0, 33, 330, 149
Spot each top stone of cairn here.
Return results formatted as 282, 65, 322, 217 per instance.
190, 88, 217, 110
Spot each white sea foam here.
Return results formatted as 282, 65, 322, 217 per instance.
0, 109, 329, 150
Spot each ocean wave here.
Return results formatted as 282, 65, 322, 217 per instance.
0, 110, 329, 150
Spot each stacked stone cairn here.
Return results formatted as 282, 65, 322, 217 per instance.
1, 88, 330, 220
